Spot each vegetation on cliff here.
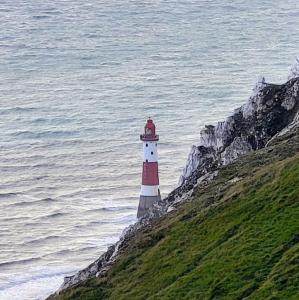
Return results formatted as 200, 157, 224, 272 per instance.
52, 127, 299, 300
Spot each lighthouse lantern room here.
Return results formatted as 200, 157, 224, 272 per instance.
137, 118, 161, 218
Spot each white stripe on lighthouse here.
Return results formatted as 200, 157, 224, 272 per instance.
140, 185, 159, 196
143, 141, 158, 162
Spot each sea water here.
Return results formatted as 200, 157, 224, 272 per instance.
0, 0, 298, 299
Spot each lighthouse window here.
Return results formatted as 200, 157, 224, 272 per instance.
146, 128, 152, 135
151, 151, 153, 155
146, 159, 148, 162
146, 143, 148, 147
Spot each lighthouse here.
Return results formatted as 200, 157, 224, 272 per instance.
137, 118, 161, 218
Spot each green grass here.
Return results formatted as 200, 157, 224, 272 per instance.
53, 131, 299, 300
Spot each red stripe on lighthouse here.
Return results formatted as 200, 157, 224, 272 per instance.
142, 162, 159, 185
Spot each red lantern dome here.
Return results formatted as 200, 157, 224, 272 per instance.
140, 118, 159, 141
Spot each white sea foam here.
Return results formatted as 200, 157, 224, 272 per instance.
0, 268, 75, 300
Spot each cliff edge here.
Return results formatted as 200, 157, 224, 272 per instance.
49, 65, 299, 299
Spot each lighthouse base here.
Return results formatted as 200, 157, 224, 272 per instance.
137, 193, 161, 219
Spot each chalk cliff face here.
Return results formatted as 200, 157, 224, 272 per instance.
177, 78, 299, 185
288, 58, 299, 80
160, 77, 299, 210
54, 72, 299, 296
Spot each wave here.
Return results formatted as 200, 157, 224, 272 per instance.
35, 197, 56, 203
43, 246, 98, 258
86, 214, 136, 226
42, 249, 72, 258
1, 216, 31, 222
110, 214, 137, 224
0, 257, 41, 268
32, 15, 51, 20
0, 192, 19, 199
10, 130, 80, 139
0, 267, 76, 299
22, 235, 62, 246
38, 212, 68, 220
0, 107, 38, 115
74, 213, 136, 229
6, 197, 56, 208
86, 205, 136, 213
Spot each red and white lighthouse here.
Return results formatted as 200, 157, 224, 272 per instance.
137, 118, 161, 218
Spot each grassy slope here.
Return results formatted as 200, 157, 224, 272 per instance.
54, 130, 299, 300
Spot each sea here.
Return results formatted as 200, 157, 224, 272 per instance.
0, 0, 298, 299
